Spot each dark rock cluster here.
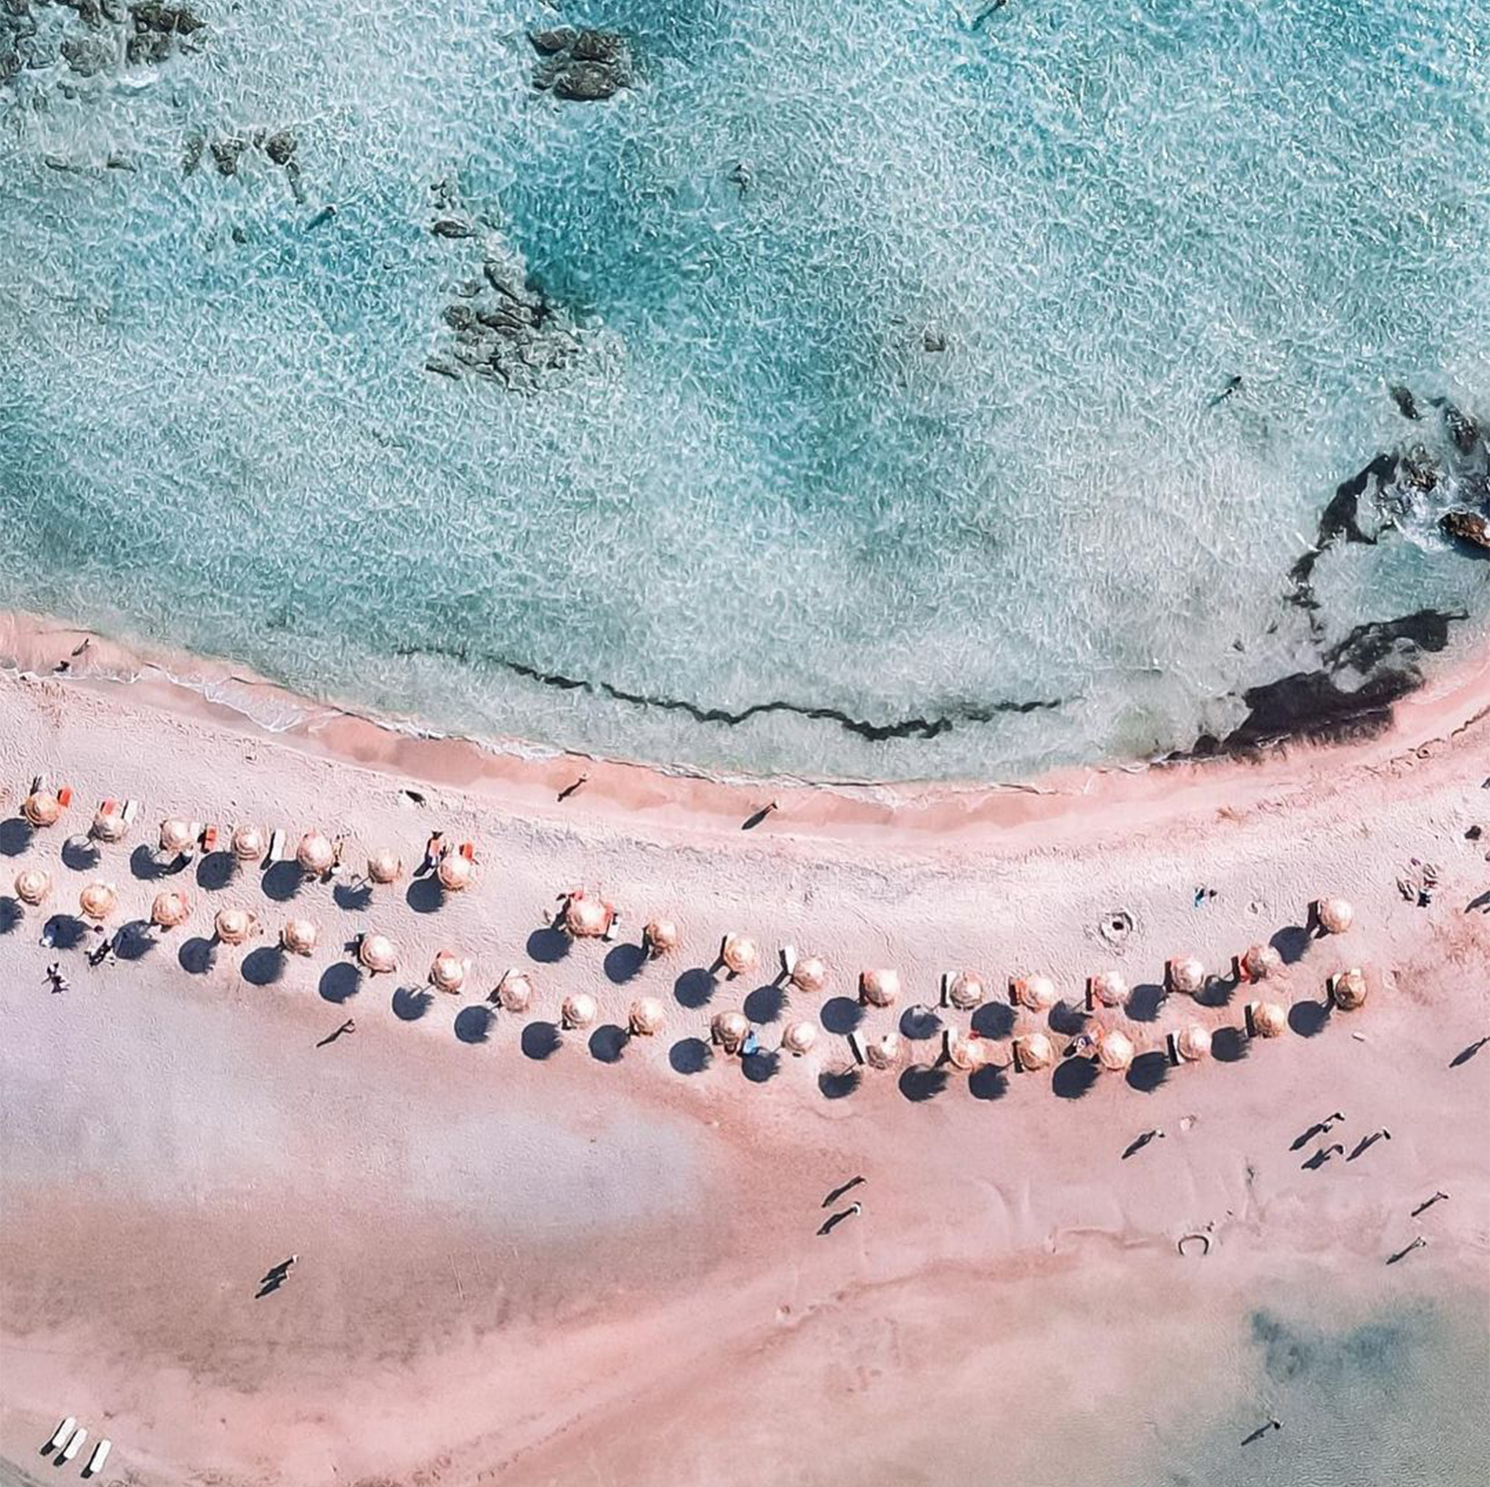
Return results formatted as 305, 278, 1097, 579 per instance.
529, 26, 632, 101
126, 2, 201, 65
3, 0, 203, 88
184, 127, 305, 201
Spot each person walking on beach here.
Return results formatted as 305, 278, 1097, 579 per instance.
45, 963, 67, 994
1123, 1128, 1165, 1159
417, 832, 446, 877
317, 1018, 357, 1047
1349, 1128, 1391, 1161
86, 933, 117, 969
818, 1202, 862, 1237
1411, 1191, 1448, 1217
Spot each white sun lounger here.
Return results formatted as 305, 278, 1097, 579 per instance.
45, 1417, 76, 1452
61, 1426, 87, 1462
940, 971, 953, 1008
847, 1032, 867, 1066
602, 910, 621, 943
121, 798, 140, 824
267, 828, 286, 862
83, 1439, 111, 1478
780, 944, 797, 977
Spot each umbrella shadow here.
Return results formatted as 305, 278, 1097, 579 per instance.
1289, 1000, 1332, 1037
1270, 924, 1312, 965
60, 836, 100, 872
405, 876, 443, 915
668, 1036, 712, 1074
195, 852, 237, 892
899, 1005, 942, 1041
392, 985, 434, 1021
1048, 999, 1089, 1037
0, 818, 34, 856
818, 1067, 862, 1100
521, 1021, 562, 1060
262, 861, 305, 903
527, 926, 572, 964
969, 1064, 1009, 1101
744, 983, 787, 1024
130, 843, 172, 880
334, 881, 373, 913
898, 1064, 949, 1102
113, 921, 156, 962
1194, 974, 1239, 1008
1127, 983, 1167, 1022
242, 946, 287, 986
742, 1049, 780, 1083
970, 1002, 1015, 1039
604, 941, 647, 984
674, 967, 717, 1009
1053, 1057, 1099, 1099
454, 1005, 492, 1044
1126, 1051, 1170, 1093
318, 962, 362, 1004
1212, 1027, 1249, 1062
178, 936, 217, 974
43, 915, 90, 952
589, 1024, 629, 1063
821, 996, 864, 1035
0, 897, 22, 935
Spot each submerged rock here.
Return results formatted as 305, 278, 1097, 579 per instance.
264, 130, 297, 166
431, 217, 475, 239
61, 34, 113, 76
531, 27, 631, 101
528, 27, 575, 54
553, 61, 621, 101
209, 138, 246, 177
1441, 510, 1490, 551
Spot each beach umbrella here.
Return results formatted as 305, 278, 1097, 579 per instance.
712, 1010, 750, 1052
781, 1019, 819, 1056
864, 1031, 900, 1070
790, 955, 828, 996
296, 832, 336, 876
1096, 1028, 1135, 1073
1251, 1000, 1287, 1038
281, 917, 318, 956
720, 933, 758, 977
430, 951, 466, 994
1089, 971, 1129, 1008
358, 933, 397, 975
859, 968, 900, 1008
230, 824, 265, 863
495, 969, 533, 1012
628, 996, 666, 1036
1240, 944, 1282, 982
1317, 897, 1354, 935
947, 1033, 990, 1072
366, 848, 402, 885
14, 867, 52, 907
159, 817, 195, 857
643, 918, 679, 958
150, 890, 190, 930
562, 992, 598, 1031
436, 851, 474, 893
1015, 1032, 1054, 1071
565, 893, 612, 939
91, 805, 127, 843
214, 907, 255, 945
948, 971, 984, 1011
1330, 967, 1368, 1011
78, 881, 118, 923
1168, 956, 1206, 996
1176, 1023, 1212, 1062
22, 791, 62, 828
1014, 974, 1057, 1012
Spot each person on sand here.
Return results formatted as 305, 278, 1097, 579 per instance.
86, 933, 117, 969
818, 1202, 862, 1237
1348, 1128, 1391, 1160
45, 963, 67, 994
1411, 1191, 1448, 1217
1123, 1128, 1165, 1159
417, 832, 446, 877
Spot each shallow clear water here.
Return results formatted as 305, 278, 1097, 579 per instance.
2, 1, 1488, 779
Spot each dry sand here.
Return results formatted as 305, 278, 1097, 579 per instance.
1, 616, 1488, 1487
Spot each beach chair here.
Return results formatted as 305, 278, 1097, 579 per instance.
847, 1031, 867, 1066
602, 909, 622, 943
780, 944, 797, 979
200, 824, 220, 853
83, 1440, 111, 1479
44, 1417, 76, 1453
267, 828, 286, 862
122, 798, 140, 824
61, 1426, 87, 1462
939, 970, 953, 1008
458, 840, 476, 862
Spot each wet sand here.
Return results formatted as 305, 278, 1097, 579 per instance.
1, 620, 1488, 1487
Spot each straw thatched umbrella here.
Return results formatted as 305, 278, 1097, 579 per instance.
781, 1019, 819, 1056
22, 791, 62, 829
78, 881, 117, 924
1240, 944, 1282, 982
159, 817, 195, 857
358, 933, 397, 975
860, 968, 900, 1008
91, 805, 127, 843
430, 951, 466, 994
628, 996, 666, 1036
296, 832, 336, 876
1251, 1000, 1287, 1038
1015, 1032, 1054, 1071
494, 969, 533, 1013
437, 851, 474, 893
562, 992, 598, 1031
150, 890, 190, 930
720, 933, 758, 977
565, 893, 613, 939
1329, 967, 1367, 1011
1317, 897, 1354, 935
948, 971, 984, 1011
1095, 1028, 1135, 1073
1013, 974, 1057, 1012
281, 917, 318, 956
1176, 1023, 1212, 1062
230, 825, 265, 864
14, 867, 51, 908
1168, 956, 1205, 996
1089, 971, 1129, 1008
712, 1009, 750, 1053
864, 1031, 901, 1071
643, 918, 679, 958
214, 907, 256, 946
366, 848, 402, 886
947, 1033, 990, 1072
790, 955, 828, 996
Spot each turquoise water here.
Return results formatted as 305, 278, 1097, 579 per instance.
2, 1, 1488, 779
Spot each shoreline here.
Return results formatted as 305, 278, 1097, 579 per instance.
2, 606, 1489, 850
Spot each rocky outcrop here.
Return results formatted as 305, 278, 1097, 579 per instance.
1440, 509, 1490, 551
4, 0, 204, 92
530, 27, 632, 101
